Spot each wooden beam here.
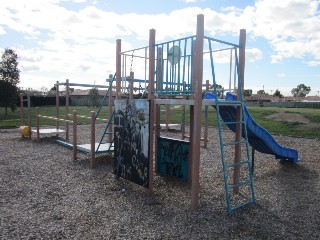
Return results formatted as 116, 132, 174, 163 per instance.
191, 14, 204, 211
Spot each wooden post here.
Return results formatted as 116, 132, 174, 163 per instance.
165, 97, 170, 132
108, 75, 113, 143
189, 41, 196, 184
36, 107, 40, 142
203, 80, 209, 148
65, 79, 70, 141
233, 29, 246, 193
155, 47, 163, 173
20, 93, 24, 126
55, 81, 60, 135
73, 110, 77, 160
116, 39, 121, 99
148, 28, 156, 192
191, 14, 204, 211
181, 81, 186, 140
90, 111, 96, 168
27, 93, 31, 140
129, 71, 134, 99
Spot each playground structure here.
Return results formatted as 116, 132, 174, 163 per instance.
114, 14, 299, 213
23, 14, 300, 213
111, 14, 255, 213
22, 14, 253, 212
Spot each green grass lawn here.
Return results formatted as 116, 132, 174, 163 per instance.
1, 105, 320, 138
0, 106, 110, 128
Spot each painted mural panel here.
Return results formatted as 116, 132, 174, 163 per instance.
157, 137, 189, 181
114, 99, 150, 188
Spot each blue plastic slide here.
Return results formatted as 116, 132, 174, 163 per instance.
204, 92, 300, 163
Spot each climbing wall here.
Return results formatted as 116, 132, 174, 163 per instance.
114, 99, 150, 188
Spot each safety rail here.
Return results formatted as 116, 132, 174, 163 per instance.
35, 108, 103, 168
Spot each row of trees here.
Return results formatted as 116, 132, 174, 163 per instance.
254, 84, 311, 98
0, 49, 20, 115
209, 83, 311, 98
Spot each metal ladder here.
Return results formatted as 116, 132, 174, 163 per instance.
207, 40, 255, 213
95, 74, 116, 153
215, 101, 255, 213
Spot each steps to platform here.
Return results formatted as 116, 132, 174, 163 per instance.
32, 128, 66, 138
77, 142, 114, 154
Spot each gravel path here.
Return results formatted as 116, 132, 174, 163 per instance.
0, 126, 319, 239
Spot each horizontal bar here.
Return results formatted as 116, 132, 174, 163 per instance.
66, 113, 108, 122
56, 82, 109, 88
220, 121, 245, 125
122, 53, 149, 60
121, 46, 148, 54
155, 35, 196, 47
228, 179, 251, 189
202, 100, 242, 106
223, 140, 248, 146
226, 160, 250, 168
155, 99, 195, 105
38, 115, 73, 123
229, 199, 254, 213
203, 47, 234, 54
204, 36, 240, 48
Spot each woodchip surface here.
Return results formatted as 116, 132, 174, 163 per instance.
0, 125, 319, 239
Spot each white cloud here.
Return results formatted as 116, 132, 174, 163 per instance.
0, 26, 6, 35
1, 0, 319, 90
246, 48, 263, 62
277, 73, 286, 78
251, 0, 320, 63
182, 0, 202, 3
306, 61, 320, 67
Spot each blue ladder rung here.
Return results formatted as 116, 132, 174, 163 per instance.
221, 121, 245, 125
217, 100, 242, 106
228, 179, 251, 189
226, 159, 250, 168
223, 140, 247, 146
229, 199, 255, 213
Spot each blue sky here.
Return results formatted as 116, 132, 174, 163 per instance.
1, 0, 319, 96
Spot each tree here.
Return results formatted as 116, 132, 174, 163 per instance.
244, 89, 253, 97
291, 84, 311, 97
0, 81, 19, 114
208, 83, 224, 97
0, 48, 20, 115
88, 87, 100, 108
273, 89, 283, 98
257, 90, 266, 95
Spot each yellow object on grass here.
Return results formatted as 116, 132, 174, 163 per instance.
20, 126, 31, 138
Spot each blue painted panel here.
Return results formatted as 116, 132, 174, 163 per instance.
157, 137, 189, 181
